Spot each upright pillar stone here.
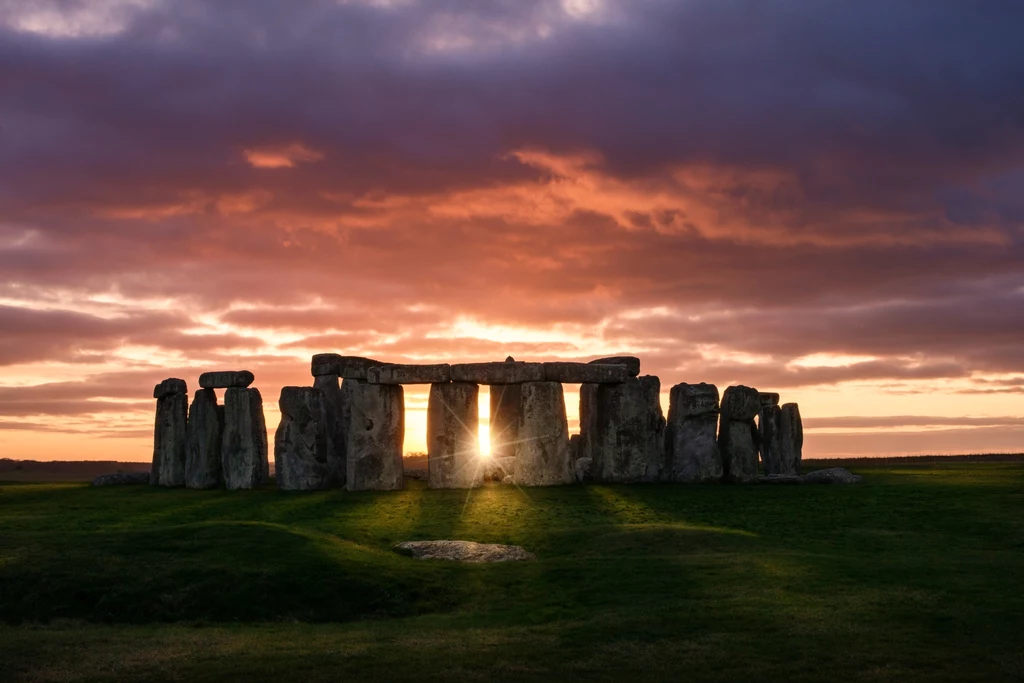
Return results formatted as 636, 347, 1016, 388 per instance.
514, 382, 574, 486
779, 403, 804, 475
578, 383, 599, 463
592, 376, 665, 483
313, 373, 346, 487
152, 378, 187, 487
489, 383, 521, 460
665, 382, 723, 483
185, 388, 223, 489
758, 403, 783, 475
427, 382, 482, 489
221, 387, 269, 490
718, 385, 761, 483
275, 387, 330, 491
344, 379, 404, 491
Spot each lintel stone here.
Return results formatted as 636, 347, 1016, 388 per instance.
589, 356, 641, 377
450, 361, 544, 385
153, 378, 187, 399
543, 362, 628, 384
311, 354, 381, 379
199, 370, 254, 389
368, 363, 451, 385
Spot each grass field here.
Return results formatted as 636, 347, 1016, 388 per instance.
1, 462, 1022, 682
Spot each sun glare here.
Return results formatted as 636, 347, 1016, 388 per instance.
478, 386, 492, 457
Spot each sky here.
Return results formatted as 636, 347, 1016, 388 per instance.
1, 0, 1023, 462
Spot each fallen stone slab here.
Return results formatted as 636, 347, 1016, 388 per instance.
152, 389, 188, 487
450, 361, 544, 385
395, 540, 535, 563
199, 370, 254, 389
427, 382, 483, 489
185, 388, 223, 489
275, 386, 330, 491
802, 467, 862, 484
92, 471, 150, 486
153, 378, 186, 399
514, 381, 574, 486
311, 354, 381, 379
368, 363, 451, 385
665, 382, 722, 483
542, 362, 629, 384
589, 356, 641, 377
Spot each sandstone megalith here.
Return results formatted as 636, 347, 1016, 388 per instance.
275, 386, 330, 491
577, 383, 599, 464
450, 361, 545, 384
151, 378, 187, 487
514, 381, 574, 486
311, 354, 381, 379
185, 388, 223, 489
665, 382, 722, 483
489, 383, 521, 460
779, 402, 804, 475
758, 403, 783, 475
427, 382, 482, 489
199, 370, 254, 388
592, 376, 666, 483
718, 385, 761, 483
542, 362, 629, 384
313, 373, 346, 487
368, 363, 451, 385
344, 379, 404, 491
221, 387, 269, 490
589, 356, 641, 377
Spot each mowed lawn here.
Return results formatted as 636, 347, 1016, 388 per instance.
1, 463, 1022, 682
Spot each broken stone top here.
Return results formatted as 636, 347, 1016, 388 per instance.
670, 382, 720, 416
450, 361, 545, 385
198, 371, 254, 389
589, 356, 641, 377
720, 385, 761, 421
543, 362, 628, 384
368, 363, 451, 385
759, 392, 781, 407
153, 378, 187, 399
311, 354, 381, 379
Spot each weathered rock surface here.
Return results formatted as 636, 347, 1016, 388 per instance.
577, 383, 599, 464
313, 373, 346, 487
574, 456, 593, 482
395, 540, 535, 563
221, 387, 269, 490
405, 468, 427, 481
345, 380, 404, 491
311, 354, 381, 379
665, 382, 722, 483
489, 383, 521, 459
542, 362, 629, 384
198, 370, 254, 389
92, 471, 150, 486
592, 376, 666, 483
483, 456, 515, 481
719, 385, 760, 483
779, 403, 804, 475
589, 355, 641, 377
758, 404, 783, 476
514, 382, 574, 486
153, 378, 186, 399
368, 363, 451, 385
275, 387, 330, 491
185, 388, 223, 489
152, 390, 187, 487
802, 467, 862, 484
759, 392, 781, 407
451, 361, 544, 385
501, 475, 513, 484
427, 382, 482, 489
569, 433, 581, 461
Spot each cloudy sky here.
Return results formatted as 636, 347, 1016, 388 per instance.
1, 0, 1022, 461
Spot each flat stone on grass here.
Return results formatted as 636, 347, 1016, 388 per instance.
395, 540, 535, 563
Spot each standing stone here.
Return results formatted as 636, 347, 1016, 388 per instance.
759, 403, 783, 475
514, 382, 574, 486
779, 403, 804, 475
427, 382, 482, 489
275, 387, 330, 491
665, 382, 723, 483
345, 380, 404, 491
151, 381, 188, 487
185, 388, 223, 489
221, 387, 270, 490
577, 383, 599, 464
592, 376, 666, 483
490, 383, 522, 460
313, 373, 346, 487
718, 385, 761, 483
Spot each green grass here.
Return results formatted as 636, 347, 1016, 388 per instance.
1, 463, 1023, 682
